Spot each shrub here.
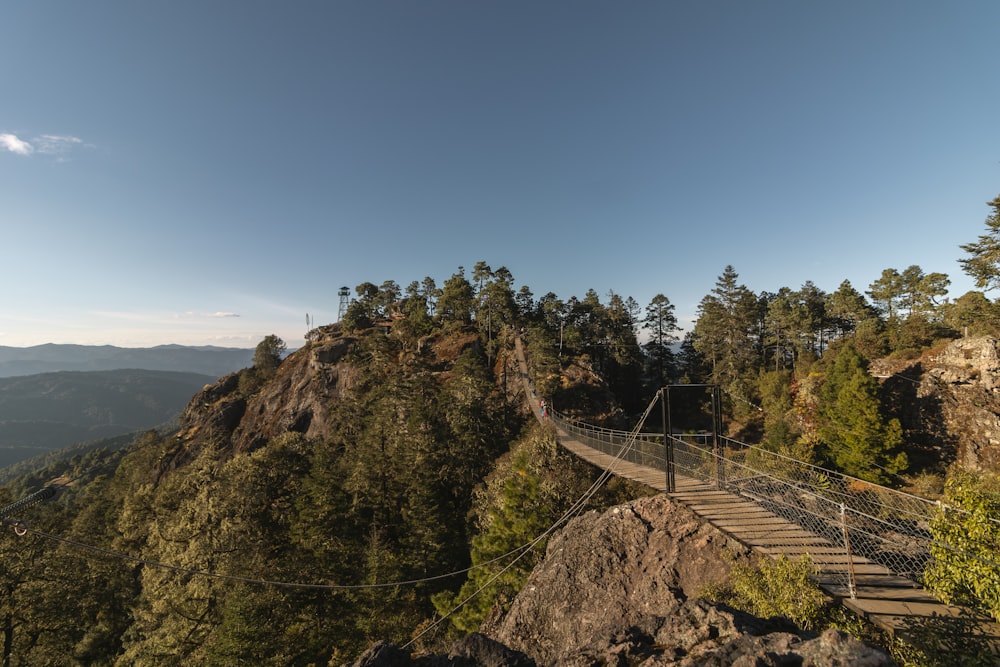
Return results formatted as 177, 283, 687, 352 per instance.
703, 553, 825, 630
924, 470, 1000, 622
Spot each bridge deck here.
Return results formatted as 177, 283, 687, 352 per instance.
513, 337, 1000, 648
550, 422, 1000, 645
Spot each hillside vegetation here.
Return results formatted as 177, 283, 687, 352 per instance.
5, 208, 1000, 663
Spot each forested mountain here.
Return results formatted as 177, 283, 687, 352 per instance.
0, 344, 254, 378
4, 215, 1000, 663
0, 369, 215, 468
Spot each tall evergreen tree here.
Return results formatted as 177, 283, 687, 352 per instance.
942, 291, 1000, 337
691, 266, 760, 413
816, 344, 907, 483
643, 293, 680, 388
959, 194, 1000, 292
436, 268, 475, 325
826, 280, 875, 339
867, 268, 903, 320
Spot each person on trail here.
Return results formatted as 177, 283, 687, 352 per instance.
539, 400, 548, 418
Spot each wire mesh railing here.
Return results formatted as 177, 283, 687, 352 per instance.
714, 435, 936, 585
550, 412, 666, 472
549, 408, 946, 598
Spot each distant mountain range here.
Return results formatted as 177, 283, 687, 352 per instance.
0, 344, 256, 470
0, 343, 254, 378
0, 368, 217, 469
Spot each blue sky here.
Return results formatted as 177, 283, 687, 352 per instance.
2, 1, 998, 349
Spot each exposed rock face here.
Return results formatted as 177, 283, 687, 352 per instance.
347, 634, 535, 667
874, 336, 1000, 472
167, 326, 485, 474
227, 335, 357, 453
485, 495, 742, 662
484, 494, 891, 666
351, 495, 891, 666
924, 337, 1000, 471
168, 334, 357, 468
545, 600, 891, 666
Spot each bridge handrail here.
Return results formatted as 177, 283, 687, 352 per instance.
546, 406, 963, 588
555, 412, 938, 523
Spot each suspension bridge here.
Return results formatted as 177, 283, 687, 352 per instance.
513, 337, 1000, 650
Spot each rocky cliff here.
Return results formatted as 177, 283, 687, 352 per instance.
351, 495, 892, 666
159, 323, 484, 475
874, 336, 1000, 473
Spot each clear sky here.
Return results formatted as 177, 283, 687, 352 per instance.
2, 1, 998, 349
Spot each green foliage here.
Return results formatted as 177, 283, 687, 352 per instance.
706, 548, 996, 667
642, 293, 679, 388
757, 370, 799, 453
942, 291, 1000, 337
895, 609, 1000, 667
925, 470, 1000, 623
816, 344, 907, 483
703, 553, 825, 631
434, 423, 649, 634
525, 325, 561, 401
253, 334, 286, 377
437, 268, 475, 325
342, 298, 372, 331
867, 266, 951, 354
826, 279, 877, 339
959, 194, 1000, 293
433, 445, 550, 633
691, 265, 759, 392
237, 334, 288, 396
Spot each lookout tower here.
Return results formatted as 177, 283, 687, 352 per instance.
337, 286, 350, 322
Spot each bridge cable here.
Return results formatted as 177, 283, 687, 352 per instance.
4, 393, 656, 601
404, 391, 662, 648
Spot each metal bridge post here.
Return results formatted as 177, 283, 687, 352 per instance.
840, 504, 858, 600
711, 386, 724, 489
662, 388, 674, 493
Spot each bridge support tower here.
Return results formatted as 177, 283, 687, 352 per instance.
660, 384, 723, 493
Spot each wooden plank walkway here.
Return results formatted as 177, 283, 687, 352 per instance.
512, 338, 1000, 650
551, 423, 1000, 648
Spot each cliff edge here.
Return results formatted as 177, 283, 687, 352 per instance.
351, 495, 891, 666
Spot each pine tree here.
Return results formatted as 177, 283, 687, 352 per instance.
643, 294, 679, 388
816, 344, 907, 483
959, 194, 1000, 293
437, 268, 475, 325
432, 442, 550, 633
692, 266, 760, 416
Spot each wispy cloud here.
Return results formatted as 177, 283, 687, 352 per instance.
35, 134, 83, 155
175, 311, 241, 319
1, 132, 87, 159
0, 133, 34, 156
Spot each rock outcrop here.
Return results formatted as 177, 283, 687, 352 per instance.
874, 336, 1000, 472
350, 495, 892, 666
484, 495, 741, 662
166, 325, 483, 472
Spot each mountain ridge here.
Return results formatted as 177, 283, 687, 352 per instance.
0, 368, 217, 468
0, 343, 255, 378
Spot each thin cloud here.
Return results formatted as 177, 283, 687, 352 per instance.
1, 132, 87, 159
175, 311, 241, 319
0, 133, 34, 156
34, 134, 83, 155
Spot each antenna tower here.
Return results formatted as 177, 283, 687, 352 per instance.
337, 286, 351, 322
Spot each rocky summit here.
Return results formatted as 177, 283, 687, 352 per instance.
350, 495, 892, 667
